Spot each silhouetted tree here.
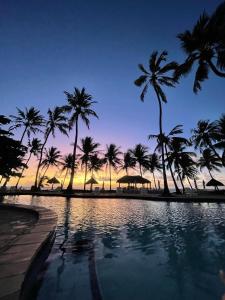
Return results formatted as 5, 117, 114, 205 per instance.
130, 144, 149, 177
215, 113, 225, 166
104, 144, 121, 191
146, 153, 162, 189
198, 148, 222, 180
60, 154, 74, 189
135, 50, 178, 194
121, 151, 136, 175
10, 107, 44, 143
33, 107, 68, 190
88, 154, 104, 177
78, 136, 100, 190
64, 88, 98, 191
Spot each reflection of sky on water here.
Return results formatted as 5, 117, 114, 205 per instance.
4, 196, 225, 299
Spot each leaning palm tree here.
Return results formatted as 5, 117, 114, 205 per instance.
134, 50, 178, 194
149, 125, 188, 194
167, 139, 196, 193
198, 148, 222, 180
191, 120, 222, 163
121, 151, 136, 175
78, 137, 100, 190
104, 144, 122, 191
15, 138, 42, 188
10, 107, 44, 143
60, 154, 75, 189
64, 88, 98, 191
215, 114, 225, 166
33, 107, 68, 189
146, 153, 162, 189
178, 155, 198, 190
39, 147, 62, 185
176, 10, 225, 93
130, 144, 149, 177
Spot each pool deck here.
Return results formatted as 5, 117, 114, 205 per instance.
0, 204, 57, 300
1, 190, 225, 202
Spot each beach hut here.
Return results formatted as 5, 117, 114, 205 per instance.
47, 177, 60, 190
86, 177, 99, 191
206, 178, 224, 190
117, 175, 150, 189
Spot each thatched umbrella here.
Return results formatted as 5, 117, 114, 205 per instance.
47, 176, 60, 190
86, 177, 99, 191
117, 175, 150, 188
206, 178, 224, 190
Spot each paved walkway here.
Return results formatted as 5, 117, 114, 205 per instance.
0, 204, 57, 300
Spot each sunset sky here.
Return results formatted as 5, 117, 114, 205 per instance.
1, 0, 224, 188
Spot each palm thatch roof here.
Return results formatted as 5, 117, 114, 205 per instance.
86, 177, 98, 185
117, 175, 150, 184
206, 178, 224, 187
47, 177, 60, 184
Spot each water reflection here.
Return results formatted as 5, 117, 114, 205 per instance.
3, 196, 225, 300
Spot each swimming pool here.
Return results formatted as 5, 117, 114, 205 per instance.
3, 196, 225, 300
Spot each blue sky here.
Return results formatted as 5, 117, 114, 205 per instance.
1, 0, 224, 153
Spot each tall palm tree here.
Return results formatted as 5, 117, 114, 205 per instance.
176, 11, 225, 93
33, 107, 68, 189
191, 120, 222, 163
134, 50, 178, 194
146, 153, 162, 189
167, 139, 196, 193
15, 138, 42, 188
60, 154, 74, 189
178, 155, 198, 190
64, 88, 98, 191
130, 144, 149, 177
215, 114, 225, 166
198, 148, 222, 180
104, 144, 121, 191
78, 136, 100, 190
121, 151, 136, 175
10, 107, 44, 143
39, 147, 62, 185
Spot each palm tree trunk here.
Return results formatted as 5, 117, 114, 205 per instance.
84, 162, 87, 190
34, 130, 51, 189
187, 177, 193, 189
15, 152, 32, 188
109, 164, 112, 191
177, 167, 185, 193
3, 178, 9, 187
208, 169, 214, 179
139, 163, 142, 177
154, 87, 170, 195
152, 171, 157, 189
165, 145, 181, 194
208, 59, 225, 78
20, 126, 28, 144
62, 169, 68, 189
38, 165, 49, 188
67, 118, 78, 191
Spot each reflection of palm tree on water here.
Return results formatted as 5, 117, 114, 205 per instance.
58, 198, 103, 300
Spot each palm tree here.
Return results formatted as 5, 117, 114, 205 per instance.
39, 146, 62, 186
10, 107, 44, 143
121, 151, 136, 175
60, 154, 74, 189
134, 50, 178, 194
215, 114, 225, 166
191, 120, 222, 163
88, 154, 104, 177
198, 148, 222, 180
167, 139, 196, 193
15, 138, 42, 188
33, 107, 68, 189
64, 88, 98, 191
130, 144, 149, 177
78, 137, 100, 190
176, 11, 225, 93
104, 144, 121, 191
178, 155, 198, 190
146, 153, 162, 189
149, 125, 188, 194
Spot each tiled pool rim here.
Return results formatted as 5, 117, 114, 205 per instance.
0, 203, 57, 300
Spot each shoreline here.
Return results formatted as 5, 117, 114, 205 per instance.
1, 190, 225, 203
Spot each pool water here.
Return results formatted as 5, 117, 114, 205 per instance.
3, 196, 225, 300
